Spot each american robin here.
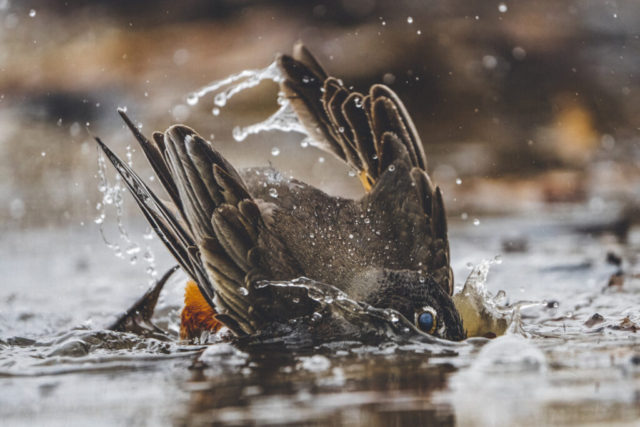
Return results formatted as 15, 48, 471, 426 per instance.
98, 43, 465, 342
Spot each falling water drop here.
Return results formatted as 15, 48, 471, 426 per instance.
186, 93, 199, 106
269, 188, 278, 198
271, 147, 280, 156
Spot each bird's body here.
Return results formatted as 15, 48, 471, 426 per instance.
99, 43, 466, 342
240, 166, 433, 301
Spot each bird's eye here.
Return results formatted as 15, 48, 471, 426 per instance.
417, 311, 437, 334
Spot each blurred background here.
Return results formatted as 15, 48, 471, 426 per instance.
2, 0, 639, 230
1, 0, 640, 330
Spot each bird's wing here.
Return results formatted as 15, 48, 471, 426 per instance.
97, 114, 302, 335
278, 43, 453, 295
277, 42, 427, 191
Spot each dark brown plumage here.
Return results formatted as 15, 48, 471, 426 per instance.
96, 43, 465, 341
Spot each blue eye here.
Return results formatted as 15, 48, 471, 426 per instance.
418, 311, 436, 334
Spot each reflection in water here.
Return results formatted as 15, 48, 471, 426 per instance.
181, 343, 457, 426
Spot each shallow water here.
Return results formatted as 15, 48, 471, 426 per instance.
2, 213, 639, 426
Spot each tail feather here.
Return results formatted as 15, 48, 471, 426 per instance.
118, 110, 182, 213
93, 136, 217, 306
98, 117, 299, 335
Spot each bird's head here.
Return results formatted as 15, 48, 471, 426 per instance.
364, 269, 466, 341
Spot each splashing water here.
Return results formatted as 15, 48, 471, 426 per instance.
232, 102, 306, 142
452, 258, 542, 338
185, 61, 308, 143
95, 150, 157, 282
186, 60, 283, 107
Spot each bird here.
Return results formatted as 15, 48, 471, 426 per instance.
97, 42, 466, 342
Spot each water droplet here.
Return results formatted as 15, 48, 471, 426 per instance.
186, 93, 199, 105
125, 244, 140, 255
566, 311, 573, 318
214, 92, 227, 107
302, 76, 310, 84
318, 157, 325, 163
238, 287, 249, 296
29, 9, 36, 17
310, 233, 315, 238
473, 218, 480, 226
271, 147, 280, 156
498, 3, 507, 12
41, 152, 46, 157
466, 262, 474, 269
212, 107, 220, 116
407, 16, 413, 23
310, 312, 323, 324
143, 251, 155, 262
254, 281, 269, 289
349, 234, 354, 239
388, 165, 395, 172
494, 254, 503, 264
456, 178, 462, 185
269, 188, 278, 198
338, 126, 344, 133
419, 275, 425, 283
364, 218, 370, 224
130, 256, 137, 265
232, 126, 245, 142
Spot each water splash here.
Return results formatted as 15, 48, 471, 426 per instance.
186, 60, 283, 107
95, 150, 157, 282
186, 60, 308, 143
232, 102, 305, 142
242, 277, 465, 350
452, 258, 542, 338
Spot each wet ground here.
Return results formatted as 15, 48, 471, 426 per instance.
2, 211, 640, 426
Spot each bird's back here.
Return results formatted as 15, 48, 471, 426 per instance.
240, 164, 434, 299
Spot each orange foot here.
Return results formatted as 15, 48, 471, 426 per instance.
180, 280, 223, 340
